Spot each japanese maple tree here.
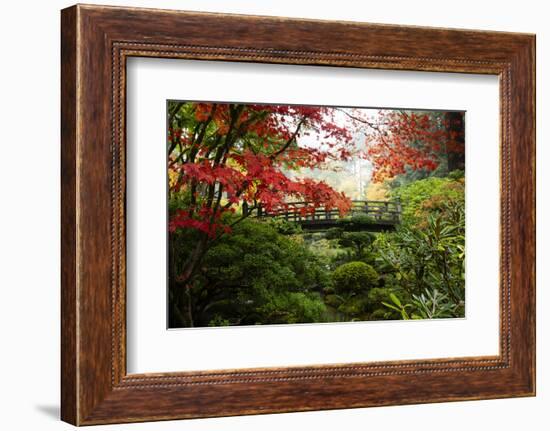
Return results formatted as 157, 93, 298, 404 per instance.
168, 102, 356, 291
341, 108, 465, 182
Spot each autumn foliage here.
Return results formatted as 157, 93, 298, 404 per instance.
352, 109, 465, 182
168, 103, 356, 239
169, 104, 464, 236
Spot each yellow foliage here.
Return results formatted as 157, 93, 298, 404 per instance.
365, 181, 390, 200
168, 168, 178, 189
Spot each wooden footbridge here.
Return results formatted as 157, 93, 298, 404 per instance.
250, 199, 402, 232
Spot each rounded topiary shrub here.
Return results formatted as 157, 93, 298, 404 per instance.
331, 261, 378, 294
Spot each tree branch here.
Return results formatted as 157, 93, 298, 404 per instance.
168, 102, 185, 123
269, 116, 307, 160
334, 107, 386, 133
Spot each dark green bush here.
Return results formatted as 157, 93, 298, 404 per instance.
170, 219, 333, 327
324, 294, 342, 308
332, 261, 378, 294
369, 308, 394, 321
337, 296, 369, 316
367, 287, 397, 310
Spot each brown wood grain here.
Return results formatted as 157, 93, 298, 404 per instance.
61, 4, 535, 425
60, 5, 78, 425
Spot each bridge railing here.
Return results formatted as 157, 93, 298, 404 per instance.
252, 199, 401, 225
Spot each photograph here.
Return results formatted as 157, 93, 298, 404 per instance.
167, 101, 466, 328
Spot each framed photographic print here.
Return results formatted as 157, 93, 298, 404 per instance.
61, 4, 535, 425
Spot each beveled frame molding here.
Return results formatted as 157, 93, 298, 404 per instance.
61, 4, 535, 425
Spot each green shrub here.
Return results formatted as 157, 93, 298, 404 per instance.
257, 292, 329, 324
170, 219, 333, 327
391, 176, 464, 224
367, 287, 397, 309
208, 315, 230, 327
374, 201, 465, 319
324, 294, 342, 308
332, 261, 378, 294
267, 218, 303, 235
336, 214, 376, 230
337, 295, 369, 316
369, 308, 393, 321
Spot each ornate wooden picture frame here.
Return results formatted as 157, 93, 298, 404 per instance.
61, 4, 535, 425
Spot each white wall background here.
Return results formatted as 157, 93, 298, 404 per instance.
0, 1, 545, 429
